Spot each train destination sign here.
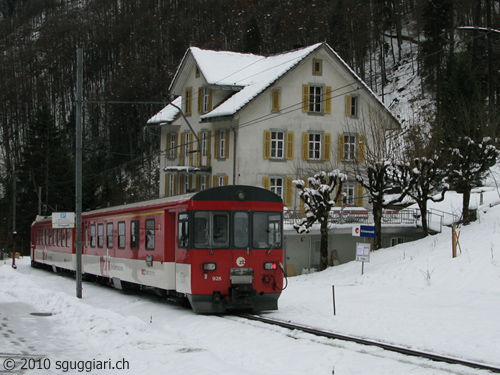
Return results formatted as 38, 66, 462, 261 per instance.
52, 212, 75, 228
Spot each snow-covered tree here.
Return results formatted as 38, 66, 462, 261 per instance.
293, 170, 346, 270
444, 136, 499, 224
355, 160, 404, 250
393, 155, 448, 236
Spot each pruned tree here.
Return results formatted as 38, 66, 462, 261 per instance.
293, 170, 347, 270
356, 159, 405, 250
393, 155, 448, 236
444, 136, 498, 224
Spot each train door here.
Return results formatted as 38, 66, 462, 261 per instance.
104, 221, 115, 275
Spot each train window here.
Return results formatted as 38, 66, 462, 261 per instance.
145, 219, 155, 250
90, 224, 96, 248
194, 212, 208, 247
213, 214, 229, 246
131, 220, 139, 249
61, 229, 65, 247
66, 229, 70, 247
253, 212, 282, 249
194, 211, 229, 248
107, 222, 114, 248
178, 213, 189, 248
97, 223, 104, 248
234, 212, 249, 248
118, 221, 126, 249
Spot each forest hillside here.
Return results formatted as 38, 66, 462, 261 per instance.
0, 0, 498, 253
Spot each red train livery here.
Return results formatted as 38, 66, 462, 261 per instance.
31, 185, 285, 313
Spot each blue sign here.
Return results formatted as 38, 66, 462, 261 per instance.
359, 225, 376, 238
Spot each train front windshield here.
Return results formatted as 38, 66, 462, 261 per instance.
183, 211, 282, 249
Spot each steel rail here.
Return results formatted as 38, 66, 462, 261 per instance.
240, 314, 500, 373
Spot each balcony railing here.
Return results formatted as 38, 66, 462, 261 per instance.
284, 207, 447, 233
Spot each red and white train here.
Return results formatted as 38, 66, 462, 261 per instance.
31, 185, 285, 313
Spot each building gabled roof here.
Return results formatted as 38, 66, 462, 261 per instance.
150, 42, 400, 127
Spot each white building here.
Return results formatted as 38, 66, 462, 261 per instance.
148, 43, 409, 272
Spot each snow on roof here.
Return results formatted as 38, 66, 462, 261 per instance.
146, 96, 182, 125
198, 43, 322, 119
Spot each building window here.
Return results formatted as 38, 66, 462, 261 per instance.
200, 175, 208, 191
313, 59, 322, 75
309, 85, 323, 113
219, 129, 227, 159
168, 174, 175, 196
217, 175, 225, 187
201, 131, 208, 157
202, 87, 210, 113
345, 95, 359, 117
344, 134, 357, 161
183, 174, 190, 193
271, 131, 285, 159
168, 133, 177, 159
343, 183, 356, 206
308, 133, 322, 160
270, 177, 284, 199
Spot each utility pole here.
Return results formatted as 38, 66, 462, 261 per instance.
12, 170, 17, 269
75, 48, 83, 298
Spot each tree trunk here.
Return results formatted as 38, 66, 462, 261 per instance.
418, 200, 429, 236
462, 185, 474, 225
320, 220, 329, 270
372, 203, 383, 250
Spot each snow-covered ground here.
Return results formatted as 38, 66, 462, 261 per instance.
2, 188, 500, 374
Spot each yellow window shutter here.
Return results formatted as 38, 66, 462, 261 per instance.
188, 175, 193, 189
302, 132, 309, 160
356, 184, 364, 206
208, 89, 213, 111
185, 89, 192, 115
207, 131, 212, 167
345, 95, 352, 116
262, 177, 270, 190
214, 131, 219, 159
324, 86, 332, 114
284, 178, 293, 206
358, 135, 365, 162
197, 131, 202, 167
198, 87, 203, 113
225, 130, 230, 158
338, 134, 345, 161
263, 130, 271, 159
196, 175, 200, 191
286, 131, 294, 160
272, 89, 280, 111
164, 174, 169, 197
302, 84, 310, 113
223, 175, 229, 186
212, 175, 217, 187
323, 133, 331, 161
173, 174, 178, 195
189, 133, 194, 166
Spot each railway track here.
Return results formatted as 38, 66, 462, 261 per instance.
239, 314, 500, 374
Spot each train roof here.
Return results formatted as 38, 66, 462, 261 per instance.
32, 185, 282, 225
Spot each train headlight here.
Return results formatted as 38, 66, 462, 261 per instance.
203, 262, 217, 271
264, 262, 278, 270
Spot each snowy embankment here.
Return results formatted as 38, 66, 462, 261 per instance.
1, 188, 500, 374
